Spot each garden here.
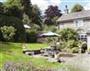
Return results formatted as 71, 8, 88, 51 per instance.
0, 0, 90, 71
0, 42, 64, 71
0, 28, 88, 71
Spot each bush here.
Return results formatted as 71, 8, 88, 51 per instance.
59, 40, 80, 53
57, 28, 81, 53
0, 15, 26, 42
43, 25, 57, 32
0, 26, 16, 41
81, 42, 87, 53
26, 29, 38, 43
59, 28, 78, 41
66, 40, 78, 49
71, 47, 79, 53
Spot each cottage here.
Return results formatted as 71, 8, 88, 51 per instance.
57, 10, 90, 49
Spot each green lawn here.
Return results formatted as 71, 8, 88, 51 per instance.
0, 42, 63, 69
26, 43, 48, 50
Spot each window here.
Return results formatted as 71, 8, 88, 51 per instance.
78, 34, 87, 41
74, 19, 84, 27
59, 24, 64, 29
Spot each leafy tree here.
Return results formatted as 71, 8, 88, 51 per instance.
31, 5, 42, 28
43, 25, 57, 32
0, 0, 43, 42
0, 14, 26, 42
44, 5, 62, 25
0, 2, 4, 13
5, 5, 23, 19
20, 0, 32, 19
71, 4, 84, 13
0, 26, 16, 41
5, 0, 32, 19
45, 5, 62, 18
26, 29, 38, 43
44, 17, 54, 25
5, 0, 42, 28
5, 0, 22, 8
23, 13, 31, 25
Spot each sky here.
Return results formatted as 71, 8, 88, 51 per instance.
0, 0, 90, 14
31, 0, 90, 14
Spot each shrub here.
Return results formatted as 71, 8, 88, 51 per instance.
59, 40, 81, 53
71, 47, 79, 53
81, 42, 87, 53
43, 25, 57, 32
0, 15, 26, 42
59, 28, 78, 41
0, 26, 16, 41
26, 29, 38, 43
57, 28, 81, 53
66, 40, 78, 49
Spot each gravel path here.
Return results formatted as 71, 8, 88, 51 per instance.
64, 54, 90, 71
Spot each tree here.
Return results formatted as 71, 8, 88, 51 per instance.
44, 17, 54, 25
44, 5, 62, 25
0, 14, 26, 42
0, 0, 43, 42
20, 0, 32, 19
5, 6, 23, 19
45, 5, 62, 18
0, 26, 16, 41
5, 0, 42, 28
5, 0, 32, 19
31, 5, 42, 28
71, 4, 84, 13
4, 0, 22, 8
0, 2, 4, 13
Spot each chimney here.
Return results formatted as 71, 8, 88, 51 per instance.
64, 5, 69, 14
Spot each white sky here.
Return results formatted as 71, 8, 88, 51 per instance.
84, 3, 90, 10
31, 0, 90, 12
0, 0, 90, 13
31, 0, 61, 11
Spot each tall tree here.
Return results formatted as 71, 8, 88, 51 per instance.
5, 0, 22, 8
71, 4, 84, 13
45, 5, 62, 18
44, 5, 62, 25
5, 0, 32, 18
5, 0, 42, 28
6, 6, 23, 19
20, 0, 32, 19
0, 2, 4, 14
31, 5, 42, 28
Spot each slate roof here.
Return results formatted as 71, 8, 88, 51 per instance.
57, 10, 90, 22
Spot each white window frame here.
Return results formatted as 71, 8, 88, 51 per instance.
74, 19, 84, 27
78, 33, 87, 41
59, 24, 64, 29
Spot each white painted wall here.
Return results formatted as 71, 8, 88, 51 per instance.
58, 19, 90, 31
87, 34, 90, 50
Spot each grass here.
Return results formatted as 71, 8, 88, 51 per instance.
0, 42, 63, 69
1, 42, 89, 71
26, 43, 48, 50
